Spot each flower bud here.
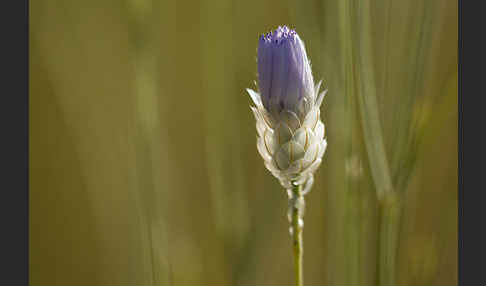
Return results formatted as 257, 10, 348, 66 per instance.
247, 26, 328, 190
257, 26, 315, 119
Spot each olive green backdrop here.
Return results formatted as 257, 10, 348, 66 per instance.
30, 0, 457, 285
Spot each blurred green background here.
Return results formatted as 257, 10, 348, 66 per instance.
30, 0, 457, 285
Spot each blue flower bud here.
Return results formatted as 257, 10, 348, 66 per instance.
257, 26, 315, 118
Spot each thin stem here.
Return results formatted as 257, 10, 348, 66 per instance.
289, 183, 304, 286
376, 193, 401, 286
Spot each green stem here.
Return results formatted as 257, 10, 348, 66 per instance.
376, 193, 401, 286
289, 184, 304, 286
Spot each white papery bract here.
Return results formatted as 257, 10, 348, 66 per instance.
247, 83, 327, 190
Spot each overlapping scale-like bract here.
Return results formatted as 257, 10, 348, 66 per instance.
247, 84, 327, 189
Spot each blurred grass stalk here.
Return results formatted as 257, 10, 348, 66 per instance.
199, 0, 251, 284
314, 0, 437, 285
126, 0, 171, 284
351, 1, 399, 286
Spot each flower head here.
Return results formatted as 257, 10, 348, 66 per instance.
257, 26, 315, 119
247, 26, 327, 190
